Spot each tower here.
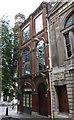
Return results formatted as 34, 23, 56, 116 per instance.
15, 13, 25, 26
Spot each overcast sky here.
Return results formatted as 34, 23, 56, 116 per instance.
0, 0, 50, 26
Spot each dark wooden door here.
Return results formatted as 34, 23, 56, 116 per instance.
38, 83, 48, 116
56, 85, 69, 113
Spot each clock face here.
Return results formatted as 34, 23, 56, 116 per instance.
15, 17, 24, 23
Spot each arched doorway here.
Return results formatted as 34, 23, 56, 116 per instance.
22, 84, 32, 114
38, 83, 48, 116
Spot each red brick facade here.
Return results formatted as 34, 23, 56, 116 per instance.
15, 2, 52, 117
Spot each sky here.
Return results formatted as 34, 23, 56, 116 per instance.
0, 0, 50, 26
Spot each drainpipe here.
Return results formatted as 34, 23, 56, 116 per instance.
47, 18, 53, 119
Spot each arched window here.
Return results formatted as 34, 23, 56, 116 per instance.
22, 47, 30, 75
65, 12, 74, 27
36, 40, 45, 72
64, 12, 74, 58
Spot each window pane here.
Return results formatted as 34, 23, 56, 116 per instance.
65, 33, 72, 57
22, 62, 25, 76
23, 26, 30, 42
22, 48, 30, 75
30, 94, 32, 108
66, 44, 71, 51
25, 62, 30, 74
65, 13, 74, 27
23, 94, 26, 106
65, 33, 69, 45
26, 94, 29, 107
68, 51, 72, 57
35, 14, 43, 33
36, 40, 45, 72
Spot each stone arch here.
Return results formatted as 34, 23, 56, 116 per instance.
23, 82, 33, 90
36, 80, 47, 92
63, 10, 74, 28
33, 37, 46, 49
60, 10, 74, 30
64, 11, 74, 27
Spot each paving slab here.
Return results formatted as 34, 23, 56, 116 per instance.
1, 113, 51, 120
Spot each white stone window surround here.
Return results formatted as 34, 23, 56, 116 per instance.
63, 12, 74, 58
62, 25, 74, 59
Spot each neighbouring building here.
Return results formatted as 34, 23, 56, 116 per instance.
15, 2, 52, 117
48, 0, 74, 118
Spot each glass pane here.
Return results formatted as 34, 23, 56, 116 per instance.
24, 48, 30, 62
65, 33, 72, 57
35, 14, 43, 33
65, 13, 74, 27
65, 33, 70, 45
30, 94, 32, 108
67, 51, 72, 57
23, 94, 26, 106
66, 45, 71, 51
26, 94, 29, 107
25, 62, 30, 74
23, 26, 30, 42
22, 48, 30, 75
36, 40, 45, 72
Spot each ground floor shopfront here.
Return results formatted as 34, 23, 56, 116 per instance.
17, 73, 51, 117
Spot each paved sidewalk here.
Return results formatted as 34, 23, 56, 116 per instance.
0, 105, 51, 120
1, 106, 74, 120
1, 111, 51, 120
1, 113, 74, 120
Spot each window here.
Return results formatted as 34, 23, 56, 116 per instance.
35, 14, 43, 33
36, 40, 45, 72
64, 12, 74, 58
65, 33, 72, 57
22, 47, 30, 75
23, 26, 30, 42
65, 12, 74, 27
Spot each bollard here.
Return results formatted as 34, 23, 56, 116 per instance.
6, 107, 8, 116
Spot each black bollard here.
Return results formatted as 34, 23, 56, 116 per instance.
6, 107, 8, 116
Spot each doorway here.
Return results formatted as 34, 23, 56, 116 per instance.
38, 83, 48, 116
22, 87, 32, 114
56, 85, 69, 113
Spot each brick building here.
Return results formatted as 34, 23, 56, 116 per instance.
15, 2, 52, 117
48, 0, 74, 118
